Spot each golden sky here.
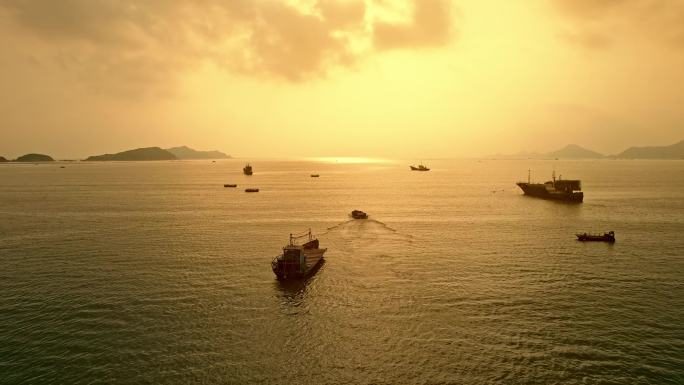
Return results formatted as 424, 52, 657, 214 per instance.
1, 0, 683, 159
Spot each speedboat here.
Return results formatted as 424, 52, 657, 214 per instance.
351, 210, 368, 219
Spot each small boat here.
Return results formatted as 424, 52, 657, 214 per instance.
243, 163, 253, 175
245, 188, 259, 193
310, 174, 320, 178
410, 164, 430, 171
351, 210, 368, 219
576, 231, 615, 243
271, 229, 326, 280
224, 184, 237, 188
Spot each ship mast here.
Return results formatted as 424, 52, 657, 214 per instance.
528, 169, 531, 184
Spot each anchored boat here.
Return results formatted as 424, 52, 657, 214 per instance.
243, 163, 253, 175
517, 170, 583, 203
410, 164, 430, 171
576, 231, 615, 242
271, 229, 326, 280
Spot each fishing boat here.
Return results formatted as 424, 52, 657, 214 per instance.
243, 163, 253, 175
410, 164, 430, 171
576, 231, 615, 243
224, 184, 237, 187
245, 188, 259, 192
310, 174, 320, 177
271, 229, 326, 280
351, 210, 368, 219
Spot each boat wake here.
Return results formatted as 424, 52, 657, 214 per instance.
320, 218, 414, 245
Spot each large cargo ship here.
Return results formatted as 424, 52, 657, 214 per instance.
516, 170, 583, 202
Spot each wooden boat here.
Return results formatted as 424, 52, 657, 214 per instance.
576, 231, 615, 242
245, 188, 259, 192
271, 229, 326, 279
310, 174, 320, 177
243, 163, 253, 175
224, 184, 237, 188
351, 210, 368, 219
410, 164, 430, 171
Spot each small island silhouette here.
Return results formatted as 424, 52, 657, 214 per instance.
86, 146, 231, 161
14, 153, 55, 162
86, 147, 177, 161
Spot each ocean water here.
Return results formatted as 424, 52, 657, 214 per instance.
0, 159, 682, 384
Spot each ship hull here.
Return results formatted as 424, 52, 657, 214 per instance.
272, 249, 326, 280
576, 234, 615, 242
517, 183, 583, 202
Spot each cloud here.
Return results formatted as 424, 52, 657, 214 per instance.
0, 0, 457, 95
553, 0, 684, 50
373, 0, 453, 50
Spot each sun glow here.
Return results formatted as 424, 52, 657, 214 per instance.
309, 157, 394, 164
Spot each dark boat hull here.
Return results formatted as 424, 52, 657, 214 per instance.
576, 234, 615, 242
517, 182, 583, 202
272, 249, 325, 280
351, 210, 368, 219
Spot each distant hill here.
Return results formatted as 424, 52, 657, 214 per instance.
490, 144, 604, 159
615, 139, 684, 159
86, 147, 178, 161
15, 153, 54, 162
545, 144, 604, 159
0, 156, 8, 162
166, 146, 231, 160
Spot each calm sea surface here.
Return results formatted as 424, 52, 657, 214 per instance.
0, 159, 682, 384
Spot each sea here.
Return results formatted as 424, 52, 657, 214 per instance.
0, 159, 682, 384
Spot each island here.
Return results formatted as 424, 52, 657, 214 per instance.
166, 146, 231, 160
615, 139, 684, 159
490, 144, 604, 160
85, 147, 178, 161
15, 153, 55, 162
545, 144, 604, 159
0, 156, 8, 162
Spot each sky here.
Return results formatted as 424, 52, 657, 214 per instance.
1, 0, 683, 159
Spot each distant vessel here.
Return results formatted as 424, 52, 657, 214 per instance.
576, 231, 615, 242
271, 229, 326, 279
245, 188, 259, 193
351, 210, 368, 219
311, 174, 320, 178
410, 164, 430, 171
243, 163, 253, 175
224, 184, 237, 188
517, 170, 583, 202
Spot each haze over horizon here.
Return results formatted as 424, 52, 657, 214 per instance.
1, 0, 683, 159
